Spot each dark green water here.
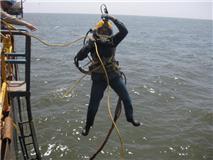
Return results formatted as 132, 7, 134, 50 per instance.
15, 13, 213, 160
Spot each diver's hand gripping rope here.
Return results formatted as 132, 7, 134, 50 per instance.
94, 42, 125, 160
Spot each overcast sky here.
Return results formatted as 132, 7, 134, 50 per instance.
24, 0, 212, 20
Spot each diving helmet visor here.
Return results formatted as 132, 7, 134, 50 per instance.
95, 20, 113, 36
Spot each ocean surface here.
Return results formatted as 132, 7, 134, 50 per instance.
15, 13, 212, 160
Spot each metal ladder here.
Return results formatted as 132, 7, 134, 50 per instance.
2, 30, 41, 160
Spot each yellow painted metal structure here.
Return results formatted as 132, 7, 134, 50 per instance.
0, 82, 9, 117
1, 28, 42, 160
1, 34, 13, 114
0, 33, 15, 159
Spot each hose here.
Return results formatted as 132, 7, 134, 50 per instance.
94, 42, 125, 160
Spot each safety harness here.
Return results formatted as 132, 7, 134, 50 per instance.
89, 52, 120, 74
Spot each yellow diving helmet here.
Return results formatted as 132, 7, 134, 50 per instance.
95, 20, 113, 36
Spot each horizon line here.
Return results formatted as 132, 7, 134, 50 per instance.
24, 12, 213, 21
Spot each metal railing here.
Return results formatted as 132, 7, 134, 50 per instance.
1, 29, 41, 160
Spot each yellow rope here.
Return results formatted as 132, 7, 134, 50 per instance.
94, 42, 125, 160
1, 20, 84, 47
1, 20, 17, 36
63, 74, 87, 97
28, 34, 84, 47
0, 33, 7, 38
63, 64, 104, 98
12, 121, 19, 131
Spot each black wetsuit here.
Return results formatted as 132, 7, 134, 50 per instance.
75, 18, 135, 127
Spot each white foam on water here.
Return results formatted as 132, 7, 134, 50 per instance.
44, 144, 56, 156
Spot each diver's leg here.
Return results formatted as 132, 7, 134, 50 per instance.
110, 76, 140, 127
82, 77, 107, 136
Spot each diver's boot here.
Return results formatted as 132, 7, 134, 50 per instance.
82, 125, 91, 136
127, 119, 141, 127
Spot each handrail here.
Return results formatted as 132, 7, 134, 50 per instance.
1, 28, 41, 160
1, 29, 29, 36
1, 29, 31, 91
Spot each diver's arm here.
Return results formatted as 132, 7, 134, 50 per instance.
74, 40, 94, 67
74, 43, 91, 68
107, 15, 128, 46
75, 45, 90, 61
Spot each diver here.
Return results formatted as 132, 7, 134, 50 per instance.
74, 14, 141, 136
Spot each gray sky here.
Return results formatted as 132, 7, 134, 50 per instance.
24, 0, 212, 20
